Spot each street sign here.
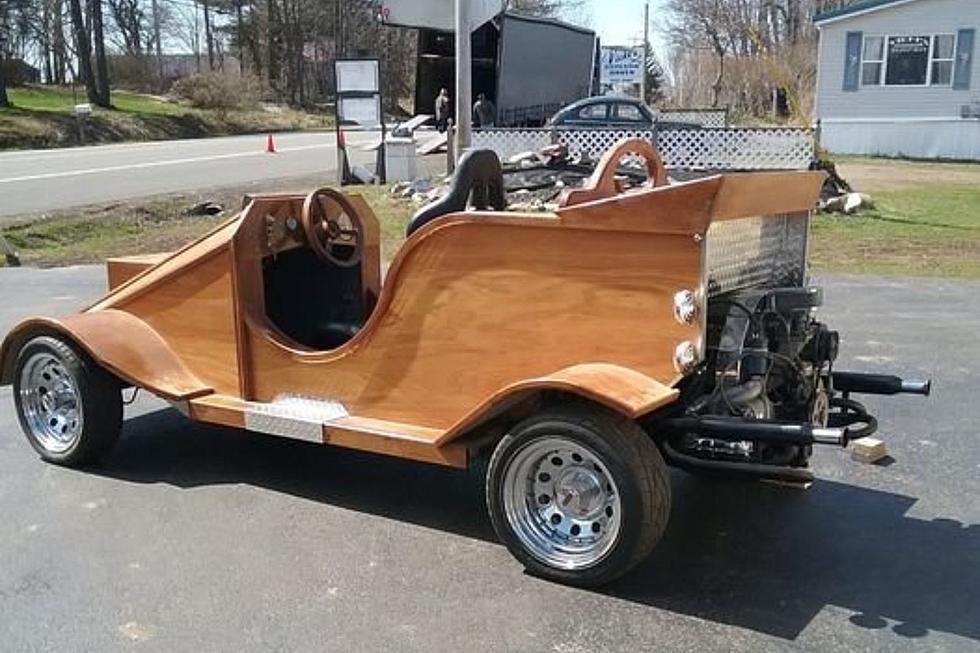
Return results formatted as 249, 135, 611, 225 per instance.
378, 0, 504, 31
600, 47, 644, 85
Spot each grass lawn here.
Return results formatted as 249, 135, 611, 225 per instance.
810, 157, 980, 278
0, 85, 331, 150
0, 183, 414, 267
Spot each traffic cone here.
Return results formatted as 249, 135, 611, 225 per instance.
265, 133, 277, 154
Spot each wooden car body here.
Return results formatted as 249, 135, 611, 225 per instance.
0, 150, 824, 470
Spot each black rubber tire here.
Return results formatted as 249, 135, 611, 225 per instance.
13, 335, 122, 466
486, 404, 671, 587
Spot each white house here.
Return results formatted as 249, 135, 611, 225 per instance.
814, 0, 978, 160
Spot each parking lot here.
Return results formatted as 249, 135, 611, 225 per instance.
1, 266, 978, 652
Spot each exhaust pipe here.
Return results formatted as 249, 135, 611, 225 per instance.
833, 371, 931, 396
664, 416, 849, 447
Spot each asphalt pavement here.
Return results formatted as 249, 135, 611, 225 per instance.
0, 266, 978, 652
0, 131, 386, 218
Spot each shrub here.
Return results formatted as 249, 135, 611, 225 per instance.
171, 73, 261, 112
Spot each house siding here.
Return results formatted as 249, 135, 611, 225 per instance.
815, 0, 980, 158
818, 0, 979, 119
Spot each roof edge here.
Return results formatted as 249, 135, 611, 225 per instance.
814, 0, 922, 26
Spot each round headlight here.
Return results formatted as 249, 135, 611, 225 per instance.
673, 289, 699, 325
673, 340, 700, 374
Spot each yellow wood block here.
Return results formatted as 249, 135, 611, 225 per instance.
850, 437, 888, 464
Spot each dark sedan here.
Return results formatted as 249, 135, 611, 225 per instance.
548, 97, 701, 130
548, 97, 656, 129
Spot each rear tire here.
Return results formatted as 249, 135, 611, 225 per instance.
13, 335, 122, 466
486, 404, 670, 587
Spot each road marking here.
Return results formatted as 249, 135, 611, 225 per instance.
0, 143, 334, 184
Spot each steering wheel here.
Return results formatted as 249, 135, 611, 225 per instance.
301, 188, 365, 268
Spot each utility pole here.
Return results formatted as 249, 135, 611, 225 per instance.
454, 0, 472, 157
640, 0, 649, 103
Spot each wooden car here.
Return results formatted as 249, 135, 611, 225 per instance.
0, 139, 929, 586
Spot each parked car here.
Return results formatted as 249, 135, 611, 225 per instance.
548, 96, 656, 129
0, 139, 929, 587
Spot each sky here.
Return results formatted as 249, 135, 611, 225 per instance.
584, 0, 670, 61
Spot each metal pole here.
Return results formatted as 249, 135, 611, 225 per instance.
454, 0, 472, 158
640, 0, 649, 103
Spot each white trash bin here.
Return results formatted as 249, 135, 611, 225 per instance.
384, 137, 418, 183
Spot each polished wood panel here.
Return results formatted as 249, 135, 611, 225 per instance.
240, 215, 702, 431
106, 253, 170, 290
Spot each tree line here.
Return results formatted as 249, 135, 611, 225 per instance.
665, 0, 865, 120
0, 0, 422, 110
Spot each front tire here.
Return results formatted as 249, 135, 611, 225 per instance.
486, 404, 670, 587
13, 335, 122, 466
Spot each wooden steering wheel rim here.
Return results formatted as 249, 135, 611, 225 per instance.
301, 187, 365, 268
558, 138, 668, 208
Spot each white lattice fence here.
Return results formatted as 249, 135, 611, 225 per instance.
658, 109, 729, 128
473, 127, 814, 170
472, 129, 554, 160
657, 128, 814, 170
555, 129, 655, 161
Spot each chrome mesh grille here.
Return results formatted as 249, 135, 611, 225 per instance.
705, 211, 809, 297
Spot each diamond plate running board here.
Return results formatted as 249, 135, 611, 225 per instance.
243, 394, 348, 443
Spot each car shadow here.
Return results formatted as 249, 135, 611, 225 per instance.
93, 407, 979, 643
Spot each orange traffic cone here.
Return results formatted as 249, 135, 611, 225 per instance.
265, 133, 277, 153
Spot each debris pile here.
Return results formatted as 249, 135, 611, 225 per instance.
391, 142, 666, 213
812, 158, 874, 215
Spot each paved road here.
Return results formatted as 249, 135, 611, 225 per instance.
0, 131, 387, 218
0, 267, 978, 652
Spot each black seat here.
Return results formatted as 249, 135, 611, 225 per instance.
406, 149, 506, 237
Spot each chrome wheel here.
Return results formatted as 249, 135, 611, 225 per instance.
18, 352, 84, 454
502, 437, 622, 570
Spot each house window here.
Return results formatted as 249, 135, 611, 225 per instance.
886, 36, 930, 85
931, 34, 956, 85
861, 34, 957, 86
862, 36, 885, 85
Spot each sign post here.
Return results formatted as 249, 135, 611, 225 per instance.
334, 58, 386, 185
454, 0, 472, 157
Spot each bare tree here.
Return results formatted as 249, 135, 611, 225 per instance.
67, 0, 101, 104
91, 0, 111, 105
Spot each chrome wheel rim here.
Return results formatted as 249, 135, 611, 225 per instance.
502, 437, 622, 570
19, 353, 83, 454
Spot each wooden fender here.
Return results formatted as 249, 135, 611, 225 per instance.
437, 362, 679, 445
0, 310, 211, 401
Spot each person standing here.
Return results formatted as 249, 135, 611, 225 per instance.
472, 93, 496, 128
435, 88, 451, 133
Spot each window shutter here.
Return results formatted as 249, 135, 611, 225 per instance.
843, 31, 863, 92
953, 29, 975, 90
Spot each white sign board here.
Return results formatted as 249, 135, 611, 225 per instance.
336, 59, 380, 94
600, 47, 643, 85
339, 96, 382, 128
378, 0, 504, 31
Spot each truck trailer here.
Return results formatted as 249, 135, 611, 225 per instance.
410, 12, 598, 127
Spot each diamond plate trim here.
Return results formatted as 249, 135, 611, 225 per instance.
244, 394, 348, 443
706, 211, 810, 296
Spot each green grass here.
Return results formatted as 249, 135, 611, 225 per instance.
810, 184, 980, 278
0, 84, 330, 150
0, 184, 414, 268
